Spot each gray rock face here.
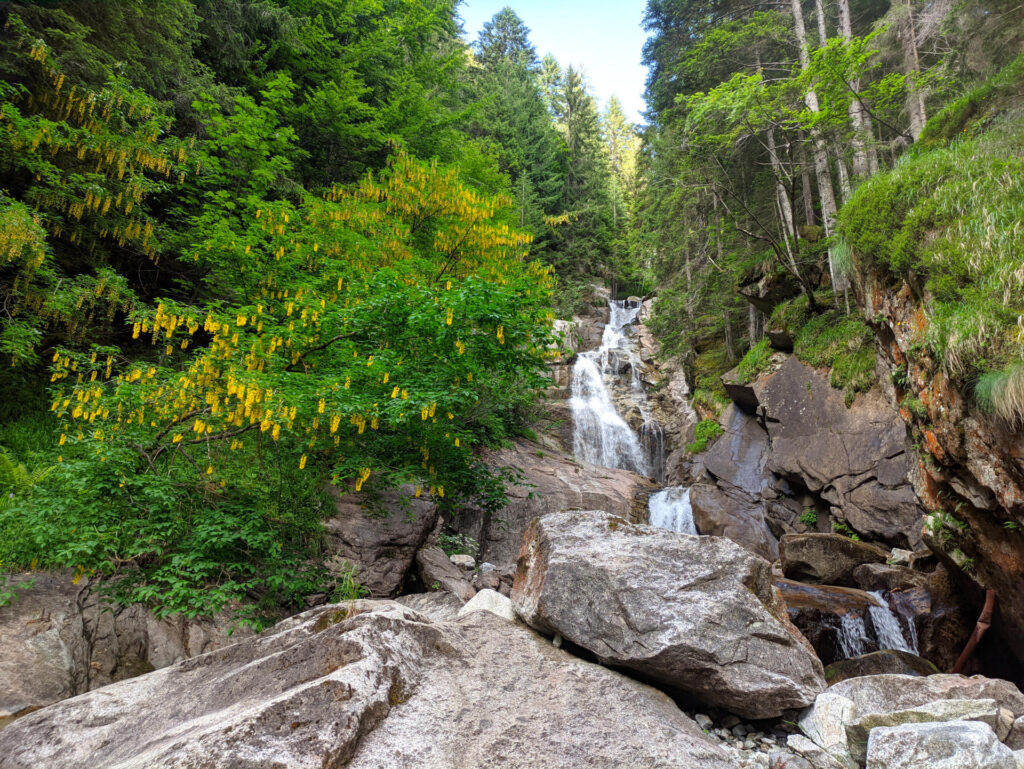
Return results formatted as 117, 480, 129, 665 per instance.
414, 546, 476, 602
824, 650, 939, 685
511, 510, 826, 719
0, 571, 244, 722
780, 533, 889, 587
324, 484, 438, 597
690, 479, 780, 561
846, 699, 1013, 763
829, 674, 1024, 719
692, 357, 925, 550
865, 721, 1016, 769
449, 439, 653, 570
757, 358, 924, 547
0, 600, 733, 769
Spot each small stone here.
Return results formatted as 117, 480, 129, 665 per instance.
479, 561, 496, 573
722, 715, 742, 729
449, 554, 475, 570
716, 728, 732, 739
733, 724, 750, 737
695, 714, 714, 731
744, 739, 757, 750
888, 548, 913, 565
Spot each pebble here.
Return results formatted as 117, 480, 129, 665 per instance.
721, 715, 741, 729
732, 724, 749, 737
694, 714, 714, 731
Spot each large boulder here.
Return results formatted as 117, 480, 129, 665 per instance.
690, 480, 779, 560
799, 673, 1024, 766
414, 546, 475, 602
757, 358, 924, 547
865, 721, 1015, 769
0, 571, 243, 722
0, 600, 733, 769
511, 510, 826, 719
780, 533, 889, 587
449, 440, 653, 571
323, 484, 438, 597
824, 650, 939, 685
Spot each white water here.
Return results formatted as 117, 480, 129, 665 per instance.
570, 300, 654, 476
868, 591, 918, 654
835, 592, 919, 660
838, 614, 870, 658
648, 486, 698, 534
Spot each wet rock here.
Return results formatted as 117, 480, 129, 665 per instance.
824, 650, 939, 685
852, 563, 930, 592
865, 720, 1015, 769
780, 534, 889, 587
0, 601, 734, 769
449, 440, 653, 571
323, 484, 438, 597
415, 546, 475, 602
512, 511, 826, 719
774, 578, 884, 665
846, 698, 1013, 763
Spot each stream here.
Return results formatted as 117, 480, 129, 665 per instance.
570, 298, 919, 661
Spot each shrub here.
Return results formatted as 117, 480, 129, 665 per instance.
686, 419, 725, 454
736, 339, 772, 384
974, 364, 1024, 424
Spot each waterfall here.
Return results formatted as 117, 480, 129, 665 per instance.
868, 591, 918, 654
648, 486, 697, 534
837, 614, 870, 659
570, 300, 661, 476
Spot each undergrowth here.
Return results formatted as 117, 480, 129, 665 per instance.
686, 419, 725, 454
736, 339, 772, 384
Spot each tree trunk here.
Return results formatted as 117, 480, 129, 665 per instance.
797, 134, 816, 227
899, 0, 927, 140
837, 0, 879, 176
791, 0, 848, 297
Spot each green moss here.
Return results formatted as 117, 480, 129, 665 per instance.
839, 56, 1024, 381
686, 418, 725, 454
791, 311, 877, 402
736, 339, 772, 384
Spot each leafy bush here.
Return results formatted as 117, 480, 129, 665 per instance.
736, 339, 772, 384
799, 508, 818, 527
686, 419, 725, 454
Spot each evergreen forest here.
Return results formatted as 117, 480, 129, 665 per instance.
1, 0, 1022, 633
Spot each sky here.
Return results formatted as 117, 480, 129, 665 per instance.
458, 0, 651, 124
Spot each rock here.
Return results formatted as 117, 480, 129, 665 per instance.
696, 713, 714, 731
323, 484, 438, 597
824, 650, 939, 685
757, 358, 924, 548
472, 570, 502, 592
786, 734, 851, 769
865, 721, 1015, 769
393, 591, 464, 622
480, 561, 496, 573
770, 751, 816, 769
0, 570, 244, 721
799, 692, 858, 767
829, 674, 1024, 719
889, 549, 913, 566
511, 511, 825, 719
846, 698, 1013, 763
448, 553, 475, 570
0, 601, 734, 769
852, 563, 930, 592
414, 546, 475, 602
780, 534, 889, 587
449, 440, 653, 571
690, 480, 779, 560
1007, 715, 1024, 750
774, 578, 886, 666
457, 589, 516, 622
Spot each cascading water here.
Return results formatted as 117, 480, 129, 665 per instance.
834, 592, 919, 660
570, 300, 660, 477
648, 486, 697, 534
868, 591, 918, 654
